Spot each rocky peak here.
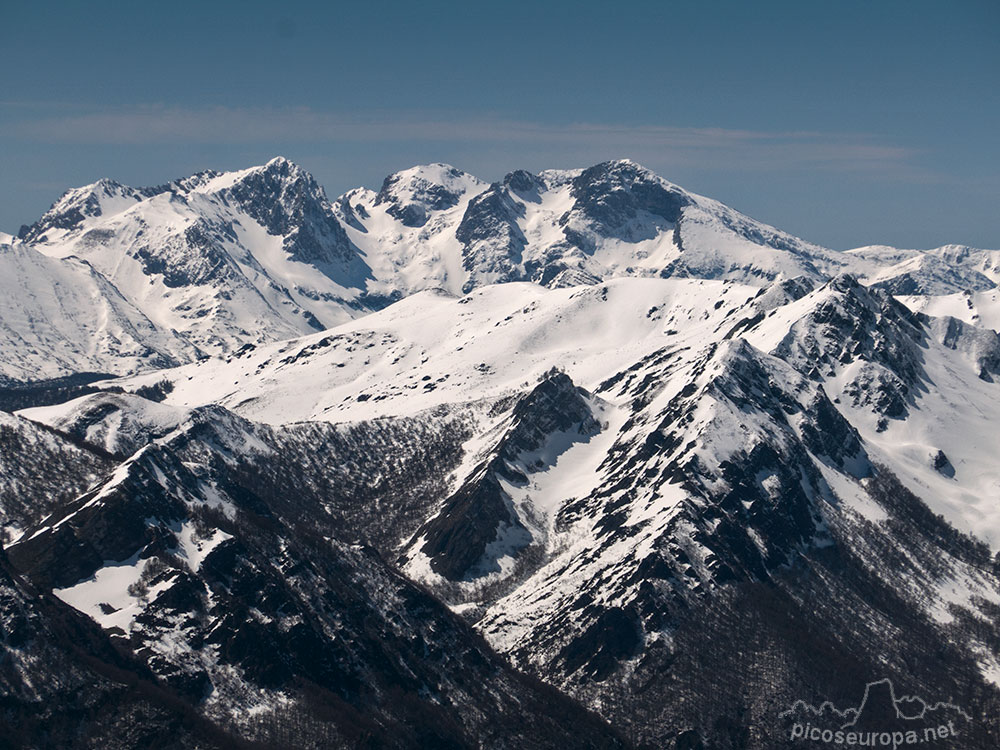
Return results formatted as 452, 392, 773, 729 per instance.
220, 157, 326, 233
751, 275, 818, 312
219, 157, 359, 267
776, 274, 927, 380
502, 168, 544, 196
553, 159, 692, 255
568, 159, 691, 228
19, 178, 144, 242
374, 163, 483, 228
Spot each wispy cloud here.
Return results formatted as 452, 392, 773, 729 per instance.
0, 104, 918, 176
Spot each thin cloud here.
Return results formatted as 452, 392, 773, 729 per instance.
0, 104, 917, 175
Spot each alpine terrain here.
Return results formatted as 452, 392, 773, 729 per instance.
2, 158, 998, 748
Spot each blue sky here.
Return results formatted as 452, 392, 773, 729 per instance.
2, 0, 997, 249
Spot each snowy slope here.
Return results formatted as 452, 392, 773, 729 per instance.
848, 244, 1000, 294
96, 273, 1000, 553
898, 288, 1000, 332
106, 277, 761, 424
22, 158, 374, 360
0, 241, 199, 380
23, 391, 192, 456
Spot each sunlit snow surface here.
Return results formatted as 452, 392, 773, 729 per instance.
107, 278, 757, 423
54, 553, 170, 631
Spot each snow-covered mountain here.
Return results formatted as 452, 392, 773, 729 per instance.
848, 244, 1000, 295
10, 156, 997, 384
17, 158, 374, 368
0, 241, 199, 380
21, 272, 996, 746
336, 159, 853, 295
4, 157, 1000, 747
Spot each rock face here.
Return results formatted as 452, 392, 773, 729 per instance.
456, 182, 531, 291
415, 371, 601, 580
222, 156, 357, 267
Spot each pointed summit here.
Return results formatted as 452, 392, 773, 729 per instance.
264, 154, 295, 169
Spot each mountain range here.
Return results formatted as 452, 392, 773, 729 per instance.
6, 157, 999, 382
2, 158, 999, 748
